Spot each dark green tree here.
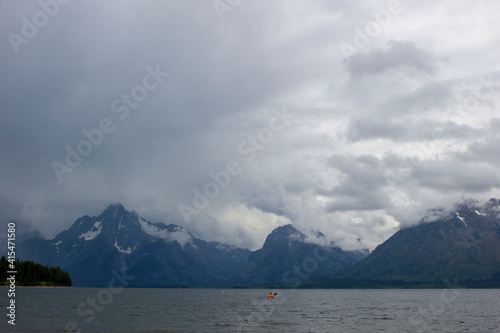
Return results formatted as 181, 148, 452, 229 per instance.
1, 257, 72, 286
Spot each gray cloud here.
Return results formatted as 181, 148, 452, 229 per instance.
1, 0, 499, 250
322, 154, 390, 211
346, 41, 443, 80
347, 117, 476, 142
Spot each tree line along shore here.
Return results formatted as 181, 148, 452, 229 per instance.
0, 256, 72, 287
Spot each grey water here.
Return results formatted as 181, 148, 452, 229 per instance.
1, 288, 499, 332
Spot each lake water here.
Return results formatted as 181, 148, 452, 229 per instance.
1, 288, 499, 332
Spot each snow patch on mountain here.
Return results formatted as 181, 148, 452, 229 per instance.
52, 240, 62, 253
79, 220, 103, 240
475, 210, 486, 216
113, 241, 136, 254
138, 217, 193, 248
455, 212, 468, 227
118, 216, 124, 230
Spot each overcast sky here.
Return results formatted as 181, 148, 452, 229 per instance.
1, 0, 499, 250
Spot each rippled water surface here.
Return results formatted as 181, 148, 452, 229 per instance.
1, 288, 499, 332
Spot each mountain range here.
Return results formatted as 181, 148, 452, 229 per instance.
15, 198, 500, 288
307, 198, 500, 288
239, 225, 368, 287
16, 204, 364, 287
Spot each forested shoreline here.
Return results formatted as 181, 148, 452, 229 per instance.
0, 256, 72, 287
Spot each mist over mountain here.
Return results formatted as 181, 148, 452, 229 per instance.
240, 225, 368, 286
310, 198, 500, 288
16, 198, 500, 288
18, 204, 252, 287
17, 204, 367, 287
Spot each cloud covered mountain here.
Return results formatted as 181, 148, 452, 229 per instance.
17, 204, 367, 287
18, 198, 500, 288
240, 225, 368, 286
325, 198, 500, 287
18, 204, 252, 287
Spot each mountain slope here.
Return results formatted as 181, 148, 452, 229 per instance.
21, 199, 499, 288
18, 204, 251, 287
240, 224, 368, 286
328, 199, 500, 287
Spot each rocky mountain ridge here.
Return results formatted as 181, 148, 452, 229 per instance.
312, 198, 500, 287
17, 204, 364, 287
